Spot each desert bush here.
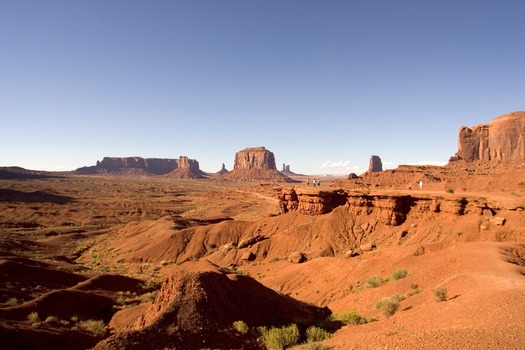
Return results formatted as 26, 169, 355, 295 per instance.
269, 257, 281, 263
258, 324, 300, 350
305, 326, 332, 342
375, 294, 405, 317
332, 309, 367, 325
6, 297, 19, 306
445, 187, 454, 194
79, 319, 106, 336
27, 312, 40, 323
233, 320, 249, 335
391, 268, 409, 281
140, 291, 157, 303
408, 283, 422, 295
45, 316, 60, 324
366, 275, 385, 288
432, 287, 448, 302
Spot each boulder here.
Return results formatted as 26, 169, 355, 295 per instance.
241, 252, 256, 261
490, 217, 506, 226
359, 243, 375, 252
288, 252, 307, 264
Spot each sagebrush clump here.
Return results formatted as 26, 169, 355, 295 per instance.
375, 294, 405, 317
305, 326, 332, 342
233, 320, 249, 334
366, 275, 385, 288
432, 287, 448, 302
258, 324, 300, 350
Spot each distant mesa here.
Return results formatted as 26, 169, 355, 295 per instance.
451, 111, 525, 162
222, 147, 294, 182
75, 156, 205, 177
164, 156, 206, 179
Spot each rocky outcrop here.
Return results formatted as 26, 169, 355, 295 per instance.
76, 157, 178, 175
223, 147, 293, 182
278, 188, 347, 215
165, 156, 206, 179
216, 163, 229, 175
281, 163, 301, 177
452, 111, 525, 162
368, 155, 383, 172
278, 187, 477, 224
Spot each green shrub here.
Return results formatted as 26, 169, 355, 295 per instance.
445, 187, 454, 194
258, 324, 300, 350
79, 319, 106, 336
6, 297, 19, 306
375, 294, 405, 317
305, 326, 332, 342
391, 268, 409, 281
331, 309, 377, 326
27, 312, 40, 323
45, 316, 60, 324
408, 283, 422, 295
366, 275, 385, 288
233, 320, 249, 335
432, 287, 448, 302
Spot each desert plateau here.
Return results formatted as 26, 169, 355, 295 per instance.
1, 112, 525, 350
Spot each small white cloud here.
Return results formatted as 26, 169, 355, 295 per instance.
321, 160, 350, 168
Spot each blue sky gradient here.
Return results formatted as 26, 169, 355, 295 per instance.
1, 1, 524, 174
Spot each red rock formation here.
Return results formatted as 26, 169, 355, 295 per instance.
76, 157, 178, 175
223, 147, 293, 182
165, 156, 206, 179
368, 155, 383, 172
452, 111, 525, 162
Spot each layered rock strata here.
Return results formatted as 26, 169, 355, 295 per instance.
278, 188, 491, 226
76, 157, 178, 175
452, 111, 525, 162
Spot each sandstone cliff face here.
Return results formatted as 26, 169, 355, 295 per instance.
279, 188, 476, 225
234, 147, 277, 170
223, 147, 293, 182
453, 111, 525, 162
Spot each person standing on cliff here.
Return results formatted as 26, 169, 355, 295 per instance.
306, 178, 310, 186
313, 179, 316, 187
317, 179, 321, 187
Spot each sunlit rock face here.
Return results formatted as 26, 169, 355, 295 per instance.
453, 112, 525, 162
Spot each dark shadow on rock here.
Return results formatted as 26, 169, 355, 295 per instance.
0, 189, 74, 203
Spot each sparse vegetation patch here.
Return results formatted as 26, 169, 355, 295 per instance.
375, 294, 405, 317
432, 287, 448, 302
258, 324, 300, 350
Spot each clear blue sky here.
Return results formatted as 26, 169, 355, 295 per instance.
1, 1, 524, 175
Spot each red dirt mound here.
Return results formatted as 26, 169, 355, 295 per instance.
95, 264, 330, 350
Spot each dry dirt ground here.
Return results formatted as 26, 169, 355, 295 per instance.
0, 162, 524, 349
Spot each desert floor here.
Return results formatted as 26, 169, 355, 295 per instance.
1, 163, 524, 349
